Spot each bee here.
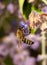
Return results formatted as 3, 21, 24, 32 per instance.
16, 27, 34, 45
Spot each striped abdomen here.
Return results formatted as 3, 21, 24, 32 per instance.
21, 37, 34, 45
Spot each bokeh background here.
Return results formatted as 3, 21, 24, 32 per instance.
0, 0, 47, 65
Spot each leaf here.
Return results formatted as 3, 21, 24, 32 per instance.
23, 0, 31, 19
19, 0, 25, 14
4, 55, 14, 65
19, 0, 42, 19
0, 27, 5, 38
31, 28, 36, 34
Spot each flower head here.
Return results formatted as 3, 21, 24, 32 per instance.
7, 3, 15, 14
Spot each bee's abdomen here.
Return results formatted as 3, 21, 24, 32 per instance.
22, 37, 34, 45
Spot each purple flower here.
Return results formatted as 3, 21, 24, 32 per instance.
26, 21, 30, 26
25, 34, 40, 50
42, 6, 47, 13
24, 57, 36, 65
0, 44, 9, 57
7, 3, 14, 14
13, 49, 29, 65
31, 41, 40, 50
20, 21, 25, 27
